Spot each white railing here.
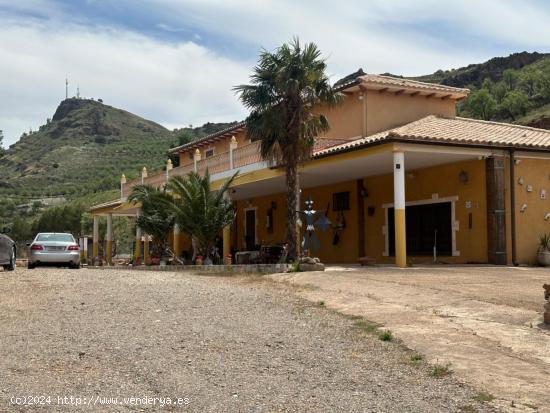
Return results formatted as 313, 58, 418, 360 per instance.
121, 136, 354, 198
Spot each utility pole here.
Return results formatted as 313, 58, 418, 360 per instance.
65, 78, 68, 99
77, 84, 80, 99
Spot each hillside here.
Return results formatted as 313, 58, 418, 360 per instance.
408, 52, 550, 127
0, 98, 177, 200
0, 98, 234, 226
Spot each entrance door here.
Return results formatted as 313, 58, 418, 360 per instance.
245, 209, 256, 250
388, 202, 452, 256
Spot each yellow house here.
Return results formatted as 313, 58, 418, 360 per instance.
90, 73, 550, 267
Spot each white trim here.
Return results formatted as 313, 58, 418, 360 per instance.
243, 207, 258, 248
212, 161, 269, 180
514, 151, 550, 160
393, 151, 406, 210
382, 195, 460, 257
393, 142, 503, 157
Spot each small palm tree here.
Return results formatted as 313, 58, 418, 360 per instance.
128, 184, 175, 260
167, 171, 236, 260
234, 38, 341, 261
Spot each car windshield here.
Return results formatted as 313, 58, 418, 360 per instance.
35, 234, 75, 243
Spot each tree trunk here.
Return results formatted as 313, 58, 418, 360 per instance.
285, 161, 299, 261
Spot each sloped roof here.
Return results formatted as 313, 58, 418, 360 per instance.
315, 115, 550, 157
169, 121, 246, 154
168, 72, 469, 154
358, 74, 468, 97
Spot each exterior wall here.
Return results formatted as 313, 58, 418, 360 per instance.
364, 159, 488, 264
366, 92, 456, 135
315, 91, 457, 140
513, 157, 550, 264
178, 91, 457, 165
178, 129, 249, 166
316, 92, 364, 139
230, 159, 488, 264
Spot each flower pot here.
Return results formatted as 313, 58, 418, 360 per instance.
537, 250, 550, 266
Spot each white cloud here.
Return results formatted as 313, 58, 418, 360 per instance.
0, 21, 251, 145
2, 0, 550, 146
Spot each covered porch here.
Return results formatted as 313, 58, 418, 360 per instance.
90, 140, 510, 267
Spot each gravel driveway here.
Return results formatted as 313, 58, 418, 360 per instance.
1, 267, 491, 412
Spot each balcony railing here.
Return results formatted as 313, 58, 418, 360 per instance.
121, 136, 352, 198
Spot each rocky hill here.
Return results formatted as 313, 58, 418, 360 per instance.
0, 98, 233, 203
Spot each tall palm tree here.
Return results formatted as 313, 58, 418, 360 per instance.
167, 171, 236, 259
234, 38, 341, 261
128, 184, 175, 259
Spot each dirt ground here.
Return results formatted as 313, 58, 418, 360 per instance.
270, 265, 550, 413
0, 267, 493, 412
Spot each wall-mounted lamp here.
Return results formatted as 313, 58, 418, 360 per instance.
518, 177, 524, 185
520, 203, 528, 213
459, 170, 469, 184
360, 187, 369, 197
545, 213, 550, 221
514, 159, 522, 165
358, 92, 364, 100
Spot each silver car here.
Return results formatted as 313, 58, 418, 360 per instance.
28, 233, 80, 269
0, 227, 16, 271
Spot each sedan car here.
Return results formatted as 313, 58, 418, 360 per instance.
0, 227, 16, 271
28, 233, 80, 269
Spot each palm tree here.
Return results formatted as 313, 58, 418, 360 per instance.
167, 171, 236, 260
128, 184, 175, 260
234, 38, 341, 261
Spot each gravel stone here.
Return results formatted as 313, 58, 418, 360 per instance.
0, 267, 493, 412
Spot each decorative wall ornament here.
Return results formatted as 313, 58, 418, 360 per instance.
299, 196, 331, 253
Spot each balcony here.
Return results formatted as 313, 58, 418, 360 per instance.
121, 137, 351, 198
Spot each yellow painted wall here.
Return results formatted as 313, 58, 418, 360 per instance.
178, 92, 457, 164
316, 91, 457, 140
366, 92, 456, 135
512, 157, 550, 264
228, 159, 487, 264
364, 159, 488, 264
178, 129, 249, 166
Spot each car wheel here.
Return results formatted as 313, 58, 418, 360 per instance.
27, 262, 36, 269
70, 263, 80, 269
5, 248, 16, 271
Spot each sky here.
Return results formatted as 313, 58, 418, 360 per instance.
1, 0, 550, 146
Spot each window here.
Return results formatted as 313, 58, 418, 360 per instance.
333, 191, 350, 211
205, 148, 214, 158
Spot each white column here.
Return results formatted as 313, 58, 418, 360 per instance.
141, 167, 147, 184
120, 174, 126, 199
92, 215, 99, 262
393, 151, 407, 268
166, 159, 173, 182
229, 135, 238, 170
193, 149, 201, 173
106, 214, 113, 265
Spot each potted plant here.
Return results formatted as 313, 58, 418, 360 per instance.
537, 234, 550, 266
223, 253, 232, 265
195, 255, 203, 266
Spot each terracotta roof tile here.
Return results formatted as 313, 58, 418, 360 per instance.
359, 74, 469, 96
314, 115, 550, 156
